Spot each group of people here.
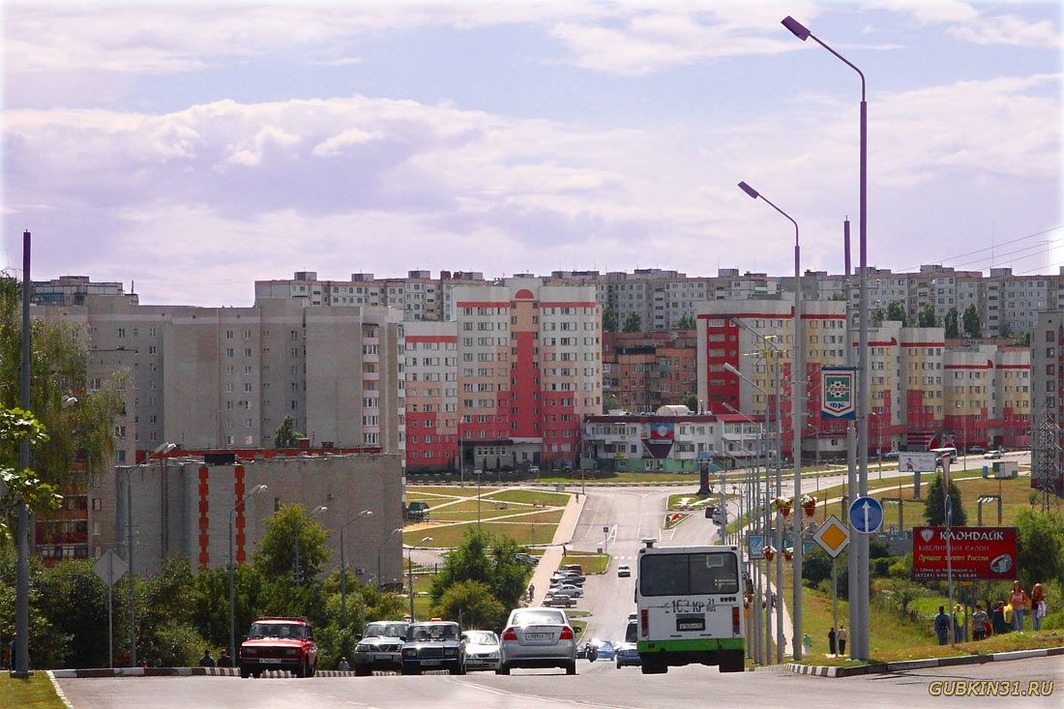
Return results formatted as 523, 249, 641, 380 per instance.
936, 581, 1047, 645
825, 625, 847, 656
198, 648, 233, 667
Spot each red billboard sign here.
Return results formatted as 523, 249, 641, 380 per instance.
912, 526, 1018, 581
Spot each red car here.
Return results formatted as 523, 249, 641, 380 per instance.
239, 617, 318, 678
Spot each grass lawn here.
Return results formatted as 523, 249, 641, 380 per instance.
405, 512, 564, 548
0, 673, 64, 708
485, 489, 570, 506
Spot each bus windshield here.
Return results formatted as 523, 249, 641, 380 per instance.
639, 550, 739, 597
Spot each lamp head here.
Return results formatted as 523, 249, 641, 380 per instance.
737, 181, 760, 200
723, 362, 741, 377
62, 395, 78, 408
782, 16, 811, 41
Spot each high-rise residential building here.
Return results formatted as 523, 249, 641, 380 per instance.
404, 320, 459, 472
452, 279, 601, 471
1029, 311, 1064, 495
601, 331, 698, 413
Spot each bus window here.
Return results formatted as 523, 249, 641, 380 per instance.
640, 551, 739, 597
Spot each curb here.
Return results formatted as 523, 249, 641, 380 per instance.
48, 667, 365, 679
784, 645, 1064, 678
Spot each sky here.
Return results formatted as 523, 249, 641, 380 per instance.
2, 0, 1061, 307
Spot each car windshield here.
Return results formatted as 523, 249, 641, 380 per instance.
464, 631, 498, 646
364, 622, 406, 638
511, 609, 565, 626
408, 624, 459, 642
249, 622, 305, 639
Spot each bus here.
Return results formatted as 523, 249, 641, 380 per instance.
633, 540, 744, 674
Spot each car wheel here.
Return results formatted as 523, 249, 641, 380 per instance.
616, 660, 621, 669
239, 666, 251, 679
496, 664, 510, 675
566, 661, 577, 675
293, 660, 306, 678
252, 671, 262, 679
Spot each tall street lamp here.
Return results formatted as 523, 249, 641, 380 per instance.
340, 510, 374, 623
294, 505, 329, 585
408, 536, 432, 622
229, 483, 268, 664
13, 231, 32, 677
737, 180, 804, 660
377, 527, 403, 589
782, 14, 870, 659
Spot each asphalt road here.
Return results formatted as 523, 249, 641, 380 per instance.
56, 656, 1062, 709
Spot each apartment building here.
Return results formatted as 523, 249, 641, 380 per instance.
1029, 311, 1064, 495
451, 279, 601, 471
404, 320, 459, 472
601, 330, 698, 413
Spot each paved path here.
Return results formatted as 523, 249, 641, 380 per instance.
527, 492, 586, 606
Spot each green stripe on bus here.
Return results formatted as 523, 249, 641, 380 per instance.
637, 638, 744, 653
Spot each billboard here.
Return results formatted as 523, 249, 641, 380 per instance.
912, 526, 1018, 581
821, 367, 856, 420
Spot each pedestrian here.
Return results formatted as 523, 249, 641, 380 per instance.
802, 633, 811, 655
199, 649, 216, 667
991, 601, 1009, 635
953, 604, 965, 644
836, 626, 846, 655
217, 648, 233, 668
338, 656, 350, 671
933, 605, 950, 645
1031, 583, 1046, 631
971, 604, 989, 641
1009, 580, 1029, 631
828, 627, 837, 655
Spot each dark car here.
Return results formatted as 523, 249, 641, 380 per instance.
589, 639, 615, 661
239, 617, 317, 678
615, 641, 641, 668
401, 621, 465, 675
352, 620, 408, 676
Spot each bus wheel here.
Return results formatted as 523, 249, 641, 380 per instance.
641, 660, 667, 674
721, 652, 745, 673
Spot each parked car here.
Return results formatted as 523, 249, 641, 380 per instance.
617, 564, 631, 577
882, 450, 900, 460
967, 445, 985, 455
984, 448, 1005, 459
401, 621, 465, 675
615, 641, 641, 668
352, 620, 408, 676
498, 607, 578, 675
542, 594, 576, 608
462, 630, 501, 672
547, 584, 583, 598
550, 571, 585, 585
562, 564, 583, 575
239, 616, 318, 679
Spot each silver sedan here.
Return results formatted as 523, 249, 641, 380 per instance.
497, 607, 578, 675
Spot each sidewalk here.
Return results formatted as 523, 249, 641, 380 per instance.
527, 492, 586, 606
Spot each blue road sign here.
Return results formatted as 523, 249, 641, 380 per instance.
848, 496, 884, 534
748, 534, 765, 559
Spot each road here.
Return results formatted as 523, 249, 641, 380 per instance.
56, 657, 1062, 708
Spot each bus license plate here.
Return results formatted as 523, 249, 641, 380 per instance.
676, 616, 705, 632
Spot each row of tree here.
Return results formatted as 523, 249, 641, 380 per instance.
0, 501, 529, 669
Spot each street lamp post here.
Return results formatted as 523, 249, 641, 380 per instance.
13, 231, 31, 677
408, 536, 433, 622
229, 484, 268, 665
737, 180, 804, 660
294, 505, 329, 586
340, 510, 374, 623
377, 527, 403, 589
782, 13, 869, 661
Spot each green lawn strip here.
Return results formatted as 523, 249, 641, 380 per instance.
407, 485, 495, 498
0, 674, 65, 708
405, 513, 565, 548
421, 499, 534, 522
666, 493, 717, 511
484, 489, 570, 506
560, 553, 609, 574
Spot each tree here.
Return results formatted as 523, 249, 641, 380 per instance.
253, 504, 331, 621
622, 313, 641, 333
674, 314, 696, 330
871, 306, 886, 327
0, 408, 61, 543
922, 472, 968, 527
602, 307, 618, 333
1013, 509, 1064, 591
683, 392, 699, 413
433, 580, 505, 630
273, 414, 302, 448
0, 274, 125, 493
962, 303, 981, 339
944, 307, 960, 339
34, 559, 111, 668
917, 303, 937, 328
429, 529, 529, 629
885, 300, 907, 326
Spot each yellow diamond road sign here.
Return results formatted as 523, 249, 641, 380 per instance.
814, 515, 850, 558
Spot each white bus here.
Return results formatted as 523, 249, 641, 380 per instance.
633, 540, 745, 674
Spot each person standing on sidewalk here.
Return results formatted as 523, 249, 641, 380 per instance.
828, 627, 836, 655
836, 626, 846, 655
1031, 583, 1046, 631
934, 606, 950, 645
1009, 581, 1029, 631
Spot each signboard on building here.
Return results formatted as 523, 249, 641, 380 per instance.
912, 526, 1018, 580
641, 422, 675, 459
820, 367, 856, 420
